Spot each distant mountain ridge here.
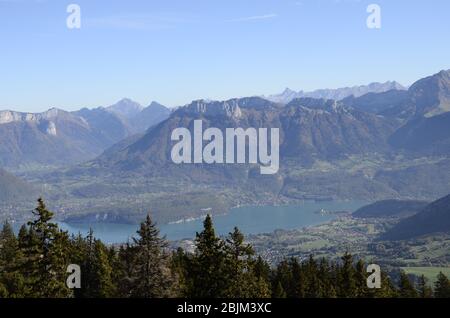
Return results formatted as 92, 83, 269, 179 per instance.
1, 70, 450, 171
0, 108, 106, 168
379, 194, 450, 240
342, 90, 409, 114
353, 199, 429, 219
81, 99, 171, 134
382, 70, 450, 119
343, 70, 450, 120
266, 81, 406, 104
0, 99, 170, 168
106, 98, 144, 119
128, 101, 171, 133
385, 70, 450, 155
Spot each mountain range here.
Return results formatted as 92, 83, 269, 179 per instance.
337, 70, 450, 156
1, 69, 450, 224
105, 99, 171, 134
0, 99, 170, 169
91, 96, 399, 176
3, 70, 449, 171
92, 68, 450, 176
266, 81, 406, 104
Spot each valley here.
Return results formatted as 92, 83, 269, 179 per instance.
1, 70, 450, 262
2, 152, 449, 227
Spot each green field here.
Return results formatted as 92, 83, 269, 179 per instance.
401, 267, 450, 284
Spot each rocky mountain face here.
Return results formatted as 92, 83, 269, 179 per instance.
266, 81, 406, 104
384, 70, 450, 154
0, 108, 107, 168
106, 98, 144, 119
92, 96, 399, 177
104, 98, 171, 133
335, 70, 450, 156
279, 98, 399, 160
73, 107, 132, 146
129, 101, 171, 133
0, 99, 170, 169
389, 112, 450, 155
342, 90, 409, 114
370, 70, 450, 119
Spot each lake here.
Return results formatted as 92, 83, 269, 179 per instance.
55, 200, 367, 243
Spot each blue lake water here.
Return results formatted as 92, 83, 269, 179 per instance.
53, 201, 367, 243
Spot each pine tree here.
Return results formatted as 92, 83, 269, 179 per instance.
305, 255, 321, 298
69, 233, 89, 298
189, 215, 227, 298
434, 272, 450, 298
17, 224, 28, 250
418, 275, 433, 298
337, 253, 357, 297
273, 281, 287, 298
290, 257, 306, 298
224, 227, 252, 297
0, 221, 26, 297
76, 228, 96, 298
20, 199, 71, 298
128, 215, 174, 298
170, 247, 193, 297
367, 270, 398, 298
253, 256, 271, 283
354, 259, 368, 297
116, 243, 136, 297
0, 221, 18, 265
271, 259, 295, 297
223, 227, 270, 298
252, 256, 272, 298
318, 257, 336, 298
90, 239, 116, 298
107, 245, 122, 289
398, 271, 418, 298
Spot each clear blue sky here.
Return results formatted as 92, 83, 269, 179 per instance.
1, 0, 450, 112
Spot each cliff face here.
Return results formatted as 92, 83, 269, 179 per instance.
0, 100, 170, 168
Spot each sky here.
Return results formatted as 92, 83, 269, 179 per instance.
1, 0, 450, 112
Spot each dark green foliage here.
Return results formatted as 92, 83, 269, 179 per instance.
20, 198, 71, 298
337, 253, 357, 297
223, 227, 270, 298
273, 281, 287, 298
0, 221, 26, 298
398, 271, 418, 298
187, 215, 228, 297
418, 275, 433, 298
125, 215, 174, 298
434, 272, 450, 298
270, 254, 400, 299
